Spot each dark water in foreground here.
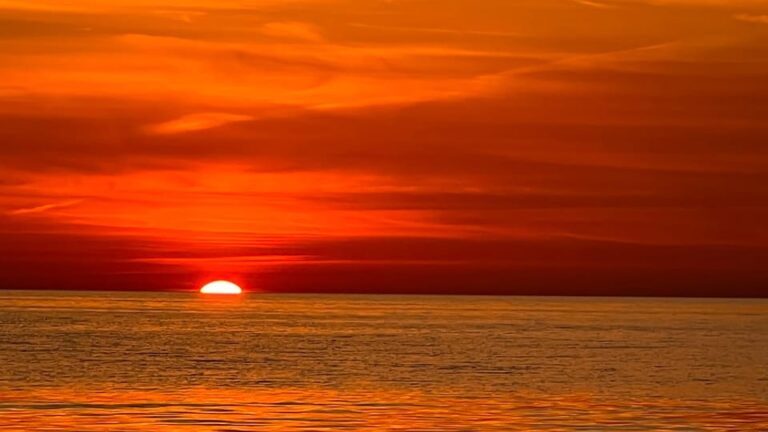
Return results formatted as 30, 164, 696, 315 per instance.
0, 291, 766, 431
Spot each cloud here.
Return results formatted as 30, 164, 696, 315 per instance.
571, 0, 619, 9
260, 21, 324, 42
151, 10, 208, 23
145, 113, 254, 135
734, 14, 768, 24
7, 200, 83, 216
644, 0, 768, 5
348, 23, 520, 38
0, 0, 338, 13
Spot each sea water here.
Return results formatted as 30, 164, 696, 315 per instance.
0, 290, 766, 430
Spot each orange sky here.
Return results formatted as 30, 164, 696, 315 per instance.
2, 0, 768, 295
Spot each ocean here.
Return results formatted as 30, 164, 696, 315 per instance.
0, 290, 766, 430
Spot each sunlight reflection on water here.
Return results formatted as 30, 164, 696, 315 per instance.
0, 291, 766, 430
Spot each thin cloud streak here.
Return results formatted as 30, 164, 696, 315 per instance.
734, 14, 768, 24
261, 21, 325, 42
7, 200, 83, 216
571, 0, 619, 9
348, 23, 521, 38
146, 113, 254, 135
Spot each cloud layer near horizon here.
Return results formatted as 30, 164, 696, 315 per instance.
2, 0, 768, 295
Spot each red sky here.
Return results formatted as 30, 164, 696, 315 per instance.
1, 0, 768, 296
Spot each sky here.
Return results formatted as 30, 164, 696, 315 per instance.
1, 0, 768, 296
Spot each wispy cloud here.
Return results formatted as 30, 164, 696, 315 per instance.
572, 0, 619, 9
152, 9, 207, 23
349, 23, 520, 38
735, 14, 768, 25
146, 113, 253, 135
135, 255, 312, 267
260, 21, 325, 42
7, 199, 83, 216
0, 0, 337, 13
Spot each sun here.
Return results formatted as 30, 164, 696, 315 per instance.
200, 280, 243, 295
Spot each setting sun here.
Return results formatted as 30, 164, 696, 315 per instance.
200, 281, 242, 295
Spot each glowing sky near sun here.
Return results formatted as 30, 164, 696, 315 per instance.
1, 0, 768, 295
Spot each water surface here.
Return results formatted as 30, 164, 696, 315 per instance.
1, 291, 766, 430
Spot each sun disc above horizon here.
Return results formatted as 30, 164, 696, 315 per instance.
200, 280, 242, 295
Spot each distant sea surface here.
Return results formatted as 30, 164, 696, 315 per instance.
0, 291, 766, 431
